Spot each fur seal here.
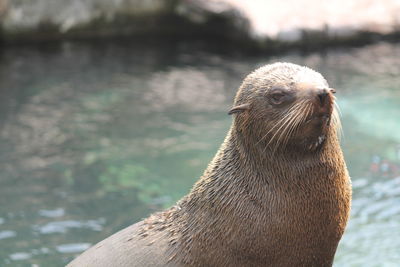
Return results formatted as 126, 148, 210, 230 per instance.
68, 62, 351, 267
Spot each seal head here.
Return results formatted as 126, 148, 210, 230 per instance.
229, 62, 340, 152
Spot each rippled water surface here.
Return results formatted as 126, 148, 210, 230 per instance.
1, 41, 399, 266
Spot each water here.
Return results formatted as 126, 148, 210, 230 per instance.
0, 40, 399, 266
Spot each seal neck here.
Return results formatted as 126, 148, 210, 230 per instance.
227, 123, 342, 184
165, 124, 347, 266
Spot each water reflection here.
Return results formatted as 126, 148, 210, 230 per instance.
0, 41, 399, 265
35, 218, 105, 234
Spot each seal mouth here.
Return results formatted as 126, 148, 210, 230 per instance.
306, 134, 327, 150
305, 113, 331, 127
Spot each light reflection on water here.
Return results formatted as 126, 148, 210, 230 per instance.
0, 41, 399, 266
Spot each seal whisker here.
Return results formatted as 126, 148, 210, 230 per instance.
332, 108, 343, 138
280, 102, 312, 148
276, 108, 303, 145
262, 115, 294, 154
271, 106, 305, 153
265, 104, 301, 148
279, 101, 309, 141
275, 105, 306, 150
334, 101, 342, 117
255, 102, 301, 146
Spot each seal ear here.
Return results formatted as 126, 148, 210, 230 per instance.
228, 103, 250, 115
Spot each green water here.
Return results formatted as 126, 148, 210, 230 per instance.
0, 41, 399, 266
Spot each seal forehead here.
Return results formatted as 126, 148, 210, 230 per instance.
291, 67, 328, 88
248, 63, 328, 90
235, 62, 329, 104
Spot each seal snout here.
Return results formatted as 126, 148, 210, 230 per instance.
313, 87, 334, 116
317, 88, 329, 106
302, 87, 335, 131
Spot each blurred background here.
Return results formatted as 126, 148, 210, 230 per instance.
1, 0, 400, 266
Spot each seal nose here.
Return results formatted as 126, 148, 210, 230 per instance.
317, 89, 329, 106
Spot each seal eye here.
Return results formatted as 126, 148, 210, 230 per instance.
270, 92, 286, 105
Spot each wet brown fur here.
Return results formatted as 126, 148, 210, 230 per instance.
68, 63, 351, 267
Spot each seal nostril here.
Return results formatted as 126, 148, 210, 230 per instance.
317, 89, 329, 105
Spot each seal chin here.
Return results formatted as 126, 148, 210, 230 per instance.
301, 115, 330, 151
298, 134, 327, 152
308, 134, 326, 150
